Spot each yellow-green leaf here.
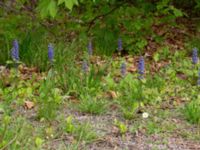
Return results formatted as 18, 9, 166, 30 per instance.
65, 0, 73, 10
48, 0, 58, 18
58, 0, 65, 5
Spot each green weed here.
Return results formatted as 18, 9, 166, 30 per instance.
78, 96, 107, 115
37, 70, 62, 120
64, 116, 98, 143
0, 116, 35, 150
184, 99, 200, 124
114, 119, 128, 135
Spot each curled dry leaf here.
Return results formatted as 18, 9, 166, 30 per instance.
127, 66, 137, 72
24, 101, 35, 109
108, 90, 118, 99
110, 104, 119, 110
126, 57, 134, 63
19, 65, 38, 74
63, 95, 79, 103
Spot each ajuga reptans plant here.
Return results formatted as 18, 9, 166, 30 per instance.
192, 48, 198, 65
138, 56, 145, 79
120, 62, 126, 77
11, 40, 19, 61
48, 44, 54, 64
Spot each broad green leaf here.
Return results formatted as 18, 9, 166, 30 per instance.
171, 6, 183, 17
65, 0, 74, 10
63, 0, 79, 10
58, 0, 65, 5
73, 0, 78, 5
35, 137, 44, 147
48, 0, 58, 18
37, 0, 49, 18
153, 52, 160, 62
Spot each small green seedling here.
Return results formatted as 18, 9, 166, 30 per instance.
65, 116, 75, 134
114, 119, 128, 135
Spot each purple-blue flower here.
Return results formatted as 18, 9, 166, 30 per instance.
118, 38, 122, 52
138, 56, 145, 78
192, 48, 198, 64
82, 60, 88, 73
120, 62, 126, 77
88, 40, 93, 55
48, 44, 54, 63
11, 40, 19, 61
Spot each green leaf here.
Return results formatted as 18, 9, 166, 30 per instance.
35, 137, 44, 147
58, 0, 65, 5
133, 20, 142, 31
171, 7, 183, 17
73, 0, 78, 5
136, 39, 147, 49
153, 52, 160, 62
37, 0, 49, 18
65, 0, 74, 10
63, 0, 79, 10
48, 0, 58, 18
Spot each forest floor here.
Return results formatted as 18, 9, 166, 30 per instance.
1, 19, 200, 150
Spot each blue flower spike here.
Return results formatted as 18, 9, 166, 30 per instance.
88, 39, 93, 56
48, 43, 54, 64
118, 38, 123, 52
11, 39, 19, 61
138, 56, 145, 79
192, 47, 198, 65
82, 60, 88, 73
121, 62, 126, 77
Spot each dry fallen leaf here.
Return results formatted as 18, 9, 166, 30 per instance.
24, 101, 35, 109
126, 57, 134, 63
176, 72, 187, 80
108, 90, 118, 99
127, 66, 137, 72
110, 104, 118, 110
112, 126, 119, 134
19, 65, 38, 74
63, 95, 79, 103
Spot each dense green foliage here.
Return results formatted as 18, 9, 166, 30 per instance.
0, 0, 199, 68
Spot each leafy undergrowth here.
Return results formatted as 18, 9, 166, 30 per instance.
1, 50, 200, 150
